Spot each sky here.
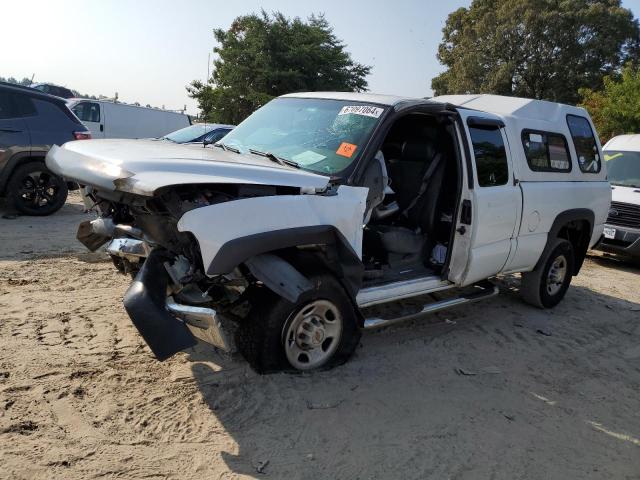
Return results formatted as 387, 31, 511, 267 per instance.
1, 0, 639, 116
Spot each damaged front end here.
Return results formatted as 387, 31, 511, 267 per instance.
47, 140, 366, 362
77, 183, 298, 359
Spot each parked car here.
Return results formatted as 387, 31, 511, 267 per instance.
0, 82, 90, 215
46, 92, 610, 372
67, 99, 191, 139
597, 134, 640, 260
31, 83, 75, 99
159, 123, 234, 144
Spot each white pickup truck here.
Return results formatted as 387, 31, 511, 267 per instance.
46, 92, 610, 373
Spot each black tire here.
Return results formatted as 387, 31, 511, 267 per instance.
236, 272, 361, 374
521, 238, 575, 308
6, 162, 68, 216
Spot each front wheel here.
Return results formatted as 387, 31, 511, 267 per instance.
521, 238, 575, 308
6, 162, 68, 216
236, 272, 361, 373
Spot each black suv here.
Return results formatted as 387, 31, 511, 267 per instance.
0, 82, 90, 215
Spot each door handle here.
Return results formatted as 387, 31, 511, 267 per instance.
0, 128, 22, 133
100, 124, 104, 132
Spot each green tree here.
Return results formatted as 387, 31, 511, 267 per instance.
188, 11, 371, 124
432, 0, 639, 104
579, 64, 640, 142
0, 76, 32, 86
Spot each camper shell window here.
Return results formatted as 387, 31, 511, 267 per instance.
522, 130, 571, 172
566, 115, 601, 173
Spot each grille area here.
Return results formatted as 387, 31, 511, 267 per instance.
606, 201, 640, 229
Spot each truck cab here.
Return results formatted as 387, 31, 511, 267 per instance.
46, 92, 610, 373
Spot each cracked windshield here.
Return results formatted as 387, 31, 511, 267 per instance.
220, 97, 385, 174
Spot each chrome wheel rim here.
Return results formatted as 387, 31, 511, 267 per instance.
283, 299, 343, 371
546, 254, 567, 296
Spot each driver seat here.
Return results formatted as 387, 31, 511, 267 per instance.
376, 140, 447, 262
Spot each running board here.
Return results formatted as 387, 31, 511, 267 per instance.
357, 275, 453, 308
362, 282, 499, 330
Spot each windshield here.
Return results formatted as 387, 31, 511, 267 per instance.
219, 97, 386, 175
604, 150, 640, 188
164, 125, 214, 143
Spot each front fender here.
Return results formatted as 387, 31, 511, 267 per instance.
177, 185, 368, 276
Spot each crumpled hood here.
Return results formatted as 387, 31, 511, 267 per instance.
46, 139, 330, 196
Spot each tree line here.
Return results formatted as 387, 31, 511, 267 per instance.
191, 2, 640, 142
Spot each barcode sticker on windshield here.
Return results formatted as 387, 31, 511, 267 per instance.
338, 105, 384, 118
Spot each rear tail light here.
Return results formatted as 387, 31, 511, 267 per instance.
73, 131, 92, 140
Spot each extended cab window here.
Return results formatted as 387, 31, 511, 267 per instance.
469, 126, 509, 187
567, 115, 600, 173
522, 130, 571, 172
73, 102, 100, 123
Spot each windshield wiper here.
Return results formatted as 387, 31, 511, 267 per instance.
214, 142, 241, 154
248, 149, 300, 169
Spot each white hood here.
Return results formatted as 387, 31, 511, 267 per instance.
46, 139, 330, 196
611, 184, 640, 206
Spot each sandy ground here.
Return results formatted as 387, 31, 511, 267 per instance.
0, 193, 639, 480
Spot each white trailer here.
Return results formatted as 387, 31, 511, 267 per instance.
67, 99, 191, 139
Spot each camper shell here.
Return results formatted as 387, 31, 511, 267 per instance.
46, 92, 610, 373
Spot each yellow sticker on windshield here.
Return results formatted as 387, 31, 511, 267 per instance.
337, 142, 357, 158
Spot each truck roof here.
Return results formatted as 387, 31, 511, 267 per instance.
602, 134, 640, 151
281, 92, 589, 127
281, 91, 416, 107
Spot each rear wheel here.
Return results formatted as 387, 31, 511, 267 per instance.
6, 162, 68, 216
236, 272, 361, 373
521, 238, 575, 308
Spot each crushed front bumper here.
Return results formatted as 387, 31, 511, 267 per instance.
122, 247, 233, 361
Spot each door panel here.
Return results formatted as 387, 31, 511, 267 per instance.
453, 110, 521, 286
0, 91, 31, 169
446, 124, 473, 284
0, 91, 31, 159
0, 118, 29, 153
